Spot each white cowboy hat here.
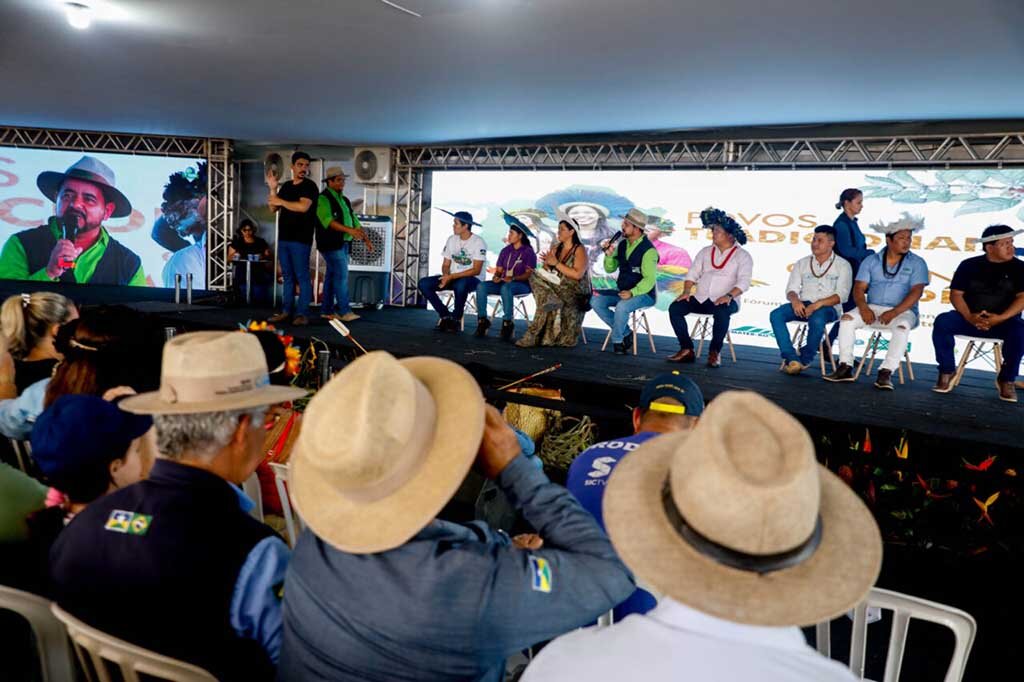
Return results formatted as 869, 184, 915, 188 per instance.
289, 351, 485, 554
870, 212, 925, 235
603, 391, 882, 627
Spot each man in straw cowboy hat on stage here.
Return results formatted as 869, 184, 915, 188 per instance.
523, 391, 883, 682
0, 155, 146, 285
316, 165, 372, 322
279, 351, 635, 681
50, 331, 306, 681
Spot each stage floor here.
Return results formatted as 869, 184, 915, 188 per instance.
142, 304, 1022, 451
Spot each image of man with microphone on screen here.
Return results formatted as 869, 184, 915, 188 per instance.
0, 155, 145, 286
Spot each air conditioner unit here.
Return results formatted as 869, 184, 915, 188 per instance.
353, 147, 393, 184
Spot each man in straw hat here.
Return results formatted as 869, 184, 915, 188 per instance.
419, 208, 489, 332
0, 155, 145, 286
591, 207, 660, 355
50, 331, 306, 681
825, 212, 930, 390
279, 351, 635, 681
523, 391, 882, 682
316, 165, 372, 323
932, 224, 1024, 401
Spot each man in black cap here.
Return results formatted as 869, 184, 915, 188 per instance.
932, 224, 1024, 402
268, 152, 318, 326
418, 209, 488, 331
0, 156, 145, 285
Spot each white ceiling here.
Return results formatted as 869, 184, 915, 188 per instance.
2, 0, 1023, 145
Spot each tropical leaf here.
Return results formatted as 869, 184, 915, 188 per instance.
954, 197, 1019, 216
926, 189, 952, 202
963, 170, 992, 184
891, 191, 928, 203
1018, 204, 1024, 222
990, 170, 1024, 186
862, 187, 897, 199
889, 170, 925, 188
986, 491, 1000, 507
950, 193, 979, 202
937, 170, 967, 183
864, 175, 905, 188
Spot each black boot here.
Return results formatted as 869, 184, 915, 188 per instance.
500, 320, 514, 341
474, 318, 491, 338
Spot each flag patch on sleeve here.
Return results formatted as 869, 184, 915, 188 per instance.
104, 510, 153, 536
529, 555, 552, 593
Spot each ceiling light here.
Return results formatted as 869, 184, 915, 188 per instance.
65, 2, 93, 30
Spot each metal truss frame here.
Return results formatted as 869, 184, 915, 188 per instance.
389, 165, 425, 306
0, 125, 234, 290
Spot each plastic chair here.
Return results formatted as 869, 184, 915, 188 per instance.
8, 438, 34, 475
270, 462, 305, 548
600, 310, 656, 355
489, 292, 532, 323
852, 330, 914, 384
950, 336, 1004, 390
0, 585, 75, 682
51, 603, 217, 682
690, 314, 737, 362
815, 587, 976, 682
437, 290, 476, 330
779, 321, 835, 376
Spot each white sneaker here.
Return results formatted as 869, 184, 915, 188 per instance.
339, 312, 361, 322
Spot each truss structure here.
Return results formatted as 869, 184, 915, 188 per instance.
390, 165, 425, 305
0, 125, 234, 290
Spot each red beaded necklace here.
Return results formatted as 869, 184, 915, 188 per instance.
710, 245, 738, 269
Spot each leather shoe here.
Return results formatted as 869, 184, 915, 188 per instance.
500, 320, 514, 342
825, 363, 855, 383
268, 312, 290, 323
474, 318, 491, 338
292, 315, 309, 327
997, 380, 1018, 403
613, 342, 628, 355
874, 369, 894, 390
667, 348, 695, 363
932, 372, 954, 393
622, 330, 634, 351
707, 350, 721, 368
783, 360, 804, 375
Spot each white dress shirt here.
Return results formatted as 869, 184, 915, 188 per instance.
785, 253, 853, 317
687, 245, 754, 307
522, 598, 857, 682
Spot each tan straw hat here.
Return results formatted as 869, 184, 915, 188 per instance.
289, 351, 485, 554
604, 391, 882, 627
323, 166, 348, 181
120, 332, 307, 415
618, 207, 650, 230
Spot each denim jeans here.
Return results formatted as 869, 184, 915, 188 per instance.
320, 246, 351, 316
590, 290, 656, 344
933, 310, 1023, 382
769, 302, 839, 365
476, 281, 530, 322
277, 240, 312, 317
668, 298, 739, 353
418, 275, 478, 320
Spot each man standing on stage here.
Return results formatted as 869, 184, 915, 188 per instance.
0, 156, 145, 286
316, 166, 372, 322
825, 213, 930, 390
667, 208, 752, 367
932, 224, 1024, 402
418, 210, 487, 332
591, 208, 659, 355
769, 225, 852, 374
268, 152, 318, 326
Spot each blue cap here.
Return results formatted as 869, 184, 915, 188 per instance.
437, 208, 482, 227
638, 371, 704, 417
31, 395, 153, 487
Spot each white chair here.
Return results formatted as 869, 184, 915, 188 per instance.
0, 585, 75, 682
51, 603, 217, 682
779, 321, 835, 376
241, 472, 264, 522
437, 290, 476, 330
601, 310, 656, 355
8, 438, 34, 474
488, 292, 532, 323
950, 335, 1004, 390
270, 462, 305, 548
691, 314, 737, 362
852, 330, 914, 384
815, 587, 976, 682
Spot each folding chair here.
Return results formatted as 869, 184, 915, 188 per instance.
0, 585, 75, 682
601, 310, 656, 355
691, 314, 737, 363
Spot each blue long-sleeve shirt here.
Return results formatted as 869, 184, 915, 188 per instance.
279, 453, 635, 682
0, 377, 47, 440
833, 212, 872, 272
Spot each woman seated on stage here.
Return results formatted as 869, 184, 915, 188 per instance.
516, 215, 589, 348
474, 213, 537, 341
227, 219, 273, 304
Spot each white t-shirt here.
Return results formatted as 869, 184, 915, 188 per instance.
442, 233, 487, 279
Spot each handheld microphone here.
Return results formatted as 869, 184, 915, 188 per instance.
606, 230, 623, 249
59, 213, 81, 269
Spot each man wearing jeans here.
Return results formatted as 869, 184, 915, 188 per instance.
769, 225, 852, 375
316, 167, 373, 322
268, 152, 318, 326
591, 208, 659, 355
419, 209, 488, 332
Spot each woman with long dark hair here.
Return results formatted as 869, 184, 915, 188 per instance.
516, 217, 589, 347
829, 188, 874, 343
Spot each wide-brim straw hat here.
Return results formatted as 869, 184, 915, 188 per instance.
323, 166, 348, 181
604, 391, 882, 627
289, 351, 485, 554
120, 331, 307, 415
618, 207, 650, 230
37, 155, 132, 218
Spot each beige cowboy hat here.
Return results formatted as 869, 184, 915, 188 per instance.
604, 390, 882, 627
618, 207, 650, 230
120, 332, 307, 415
289, 351, 485, 553
37, 155, 133, 218
323, 166, 349, 182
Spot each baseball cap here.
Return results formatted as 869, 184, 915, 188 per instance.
638, 371, 704, 417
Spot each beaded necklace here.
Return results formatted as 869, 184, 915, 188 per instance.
880, 247, 907, 279
809, 253, 836, 279
710, 245, 738, 269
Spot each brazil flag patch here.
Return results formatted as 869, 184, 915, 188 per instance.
529, 555, 552, 593
104, 510, 153, 536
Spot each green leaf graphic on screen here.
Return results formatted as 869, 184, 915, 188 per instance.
862, 170, 1022, 217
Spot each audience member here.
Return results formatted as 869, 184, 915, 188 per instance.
280, 351, 634, 681
0, 463, 47, 544
567, 371, 703, 619
0, 292, 77, 396
419, 210, 488, 332
268, 151, 318, 326
475, 211, 537, 341
523, 391, 882, 682
50, 332, 305, 680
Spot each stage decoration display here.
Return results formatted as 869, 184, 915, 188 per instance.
0, 147, 207, 288
430, 169, 1024, 366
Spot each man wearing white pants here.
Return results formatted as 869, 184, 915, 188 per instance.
825, 213, 930, 390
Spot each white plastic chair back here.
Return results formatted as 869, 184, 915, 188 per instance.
816, 587, 976, 682
50, 603, 217, 682
0, 585, 74, 682
241, 472, 264, 521
270, 461, 305, 547
8, 438, 34, 474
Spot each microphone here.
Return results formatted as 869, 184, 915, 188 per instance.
608, 230, 623, 245
59, 213, 81, 269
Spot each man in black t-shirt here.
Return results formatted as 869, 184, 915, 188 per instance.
933, 224, 1024, 402
267, 152, 319, 326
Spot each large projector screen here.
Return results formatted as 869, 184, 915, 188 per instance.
0, 148, 207, 288
430, 169, 1024, 365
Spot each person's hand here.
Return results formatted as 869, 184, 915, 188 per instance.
543, 250, 558, 267
265, 173, 279, 193
350, 228, 365, 241
491, 272, 502, 283
475, 405, 521, 480
878, 310, 897, 326
858, 306, 876, 325
267, 194, 283, 208
674, 291, 692, 302
619, 290, 633, 300
502, 274, 513, 283
46, 239, 82, 279
602, 241, 616, 256
791, 300, 807, 318
972, 311, 995, 330
714, 295, 732, 306
512, 533, 544, 550
363, 236, 374, 252
439, 274, 451, 288
102, 386, 137, 402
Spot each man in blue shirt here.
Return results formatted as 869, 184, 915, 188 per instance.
566, 371, 704, 621
826, 213, 930, 390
